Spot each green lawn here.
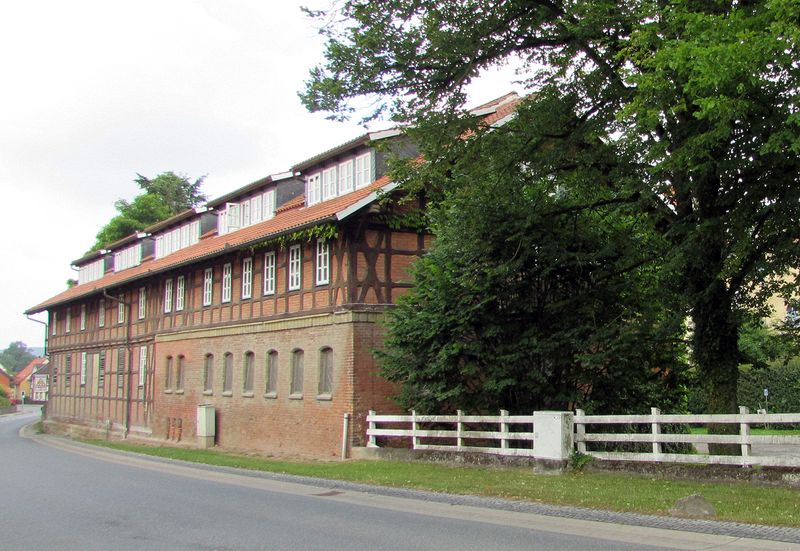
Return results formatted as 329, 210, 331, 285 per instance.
87, 440, 800, 527
689, 427, 800, 435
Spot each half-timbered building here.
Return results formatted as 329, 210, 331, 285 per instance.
26, 93, 520, 457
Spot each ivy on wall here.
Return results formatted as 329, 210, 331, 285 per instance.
246, 223, 339, 254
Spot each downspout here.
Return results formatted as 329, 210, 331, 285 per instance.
25, 314, 48, 357
103, 290, 133, 437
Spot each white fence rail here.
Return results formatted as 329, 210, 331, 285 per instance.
367, 407, 800, 467
366, 410, 538, 457
577, 407, 800, 467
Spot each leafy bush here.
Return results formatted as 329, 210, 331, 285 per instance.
0, 387, 9, 409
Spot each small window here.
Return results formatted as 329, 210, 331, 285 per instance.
139, 345, 148, 388
288, 245, 301, 291
138, 287, 146, 320
222, 263, 232, 303
80, 352, 87, 386
318, 347, 333, 397
338, 159, 354, 194
65, 354, 72, 386
243, 351, 254, 394
165, 356, 174, 390
265, 350, 278, 397
176, 355, 184, 392
80, 304, 86, 331
97, 351, 106, 393
203, 268, 213, 306
322, 166, 337, 200
242, 258, 253, 299
263, 252, 276, 295
117, 348, 125, 388
306, 173, 322, 206
51, 311, 57, 336
354, 151, 373, 189
98, 300, 105, 327
118, 295, 125, 324
203, 354, 214, 393
316, 240, 330, 285
223, 352, 233, 394
290, 349, 304, 397
65, 307, 71, 333
164, 279, 173, 313
176, 275, 185, 311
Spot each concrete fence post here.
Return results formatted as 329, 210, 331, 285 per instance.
739, 406, 751, 459
575, 409, 586, 454
533, 411, 574, 462
456, 409, 464, 450
411, 410, 419, 449
651, 407, 662, 455
500, 409, 509, 450
367, 410, 378, 448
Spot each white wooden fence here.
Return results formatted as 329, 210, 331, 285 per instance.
366, 410, 537, 457
366, 407, 800, 466
576, 406, 800, 467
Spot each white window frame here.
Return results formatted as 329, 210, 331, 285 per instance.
80, 304, 86, 331
316, 240, 330, 285
138, 287, 146, 320
164, 279, 173, 313
51, 311, 57, 336
322, 166, 337, 200
80, 352, 87, 386
118, 295, 125, 324
355, 151, 373, 189
263, 189, 276, 220
222, 263, 232, 303
176, 275, 185, 311
203, 268, 213, 306
242, 258, 253, 299
241, 199, 251, 228
338, 159, 354, 194
288, 245, 302, 291
306, 173, 322, 206
226, 203, 241, 231
263, 252, 276, 295
138, 345, 147, 387
65, 308, 71, 334
98, 300, 105, 327
251, 194, 263, 224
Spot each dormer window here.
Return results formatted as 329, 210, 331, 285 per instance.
113, 243, 142, 272
217, 189, 276, 236
154, 220, 200, 259
78, 258, 105, 284
306, 150, 374, 207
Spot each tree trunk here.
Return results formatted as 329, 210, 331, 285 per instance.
692, 279, 740, 455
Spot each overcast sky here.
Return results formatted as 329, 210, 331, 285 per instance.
0, 0, 516, 350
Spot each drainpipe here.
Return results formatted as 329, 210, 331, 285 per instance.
25, 314, 48, 357
103, 290, 133, 437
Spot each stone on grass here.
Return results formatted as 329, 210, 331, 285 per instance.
669, 493, 716, 518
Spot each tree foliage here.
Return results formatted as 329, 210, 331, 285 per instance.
0, 341, 36, 374
378, 93, 687, 414
303, 0, 800, 418
91, 172, 207, 252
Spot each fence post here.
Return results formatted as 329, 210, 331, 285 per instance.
500, 409, 509, 450
575, 409, 586, 454
651, 407, 662, 455
739, 406, 751, 460
411, 410, 419, 449
367, 410, 378, 448
456, 409, 464, 450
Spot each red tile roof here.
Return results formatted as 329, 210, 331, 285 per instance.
14, 357, 47, 385
27, 92, 522, 315
26, 177, 390, 314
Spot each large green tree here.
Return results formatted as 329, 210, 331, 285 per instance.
0, 341, 36, 373
91, 172, 207, 251
302, 0, 800, 421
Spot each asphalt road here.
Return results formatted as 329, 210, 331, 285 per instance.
0, 409, 796, 551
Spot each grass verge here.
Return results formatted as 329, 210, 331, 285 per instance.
85, 440, 800, 527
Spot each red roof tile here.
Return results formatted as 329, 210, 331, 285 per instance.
26, 177, 390, 314
14, 357, 47, 385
